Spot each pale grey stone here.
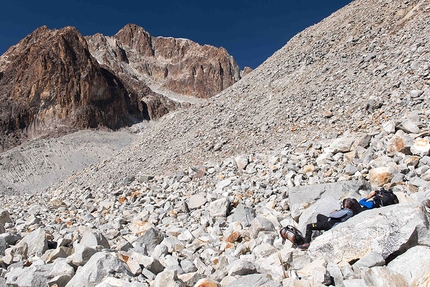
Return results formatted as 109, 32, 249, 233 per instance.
420, 169, 430, 181
397, 120, 421, 134
343, 279, 368, 287
48, 274, 74, 287
291, 253, 312, 270
225, 274, 281, 287
5, 267, 48, 287
94, 277, 147, 287
17, 227, 48, 257
382, 121, 396, 134
363, 266, 409, 286
141, 268, 156, 281
353, 251, 385, 269
230, 203, 255, 227
216, 179, 232, 190
253, 243, 277, 259
41, 246, 71, 263
257, 252, 288, 282
408, 177, 430, 188
209, 197, 230, 217
308, 203, 430, 263
228, 259, 257, 276
134, 254, 165, 275
71, 243, 97, 266
289, 180, 369, 210
387, 245, 430, 285
151, 270, 185, 287
187, 194, 206, 209
133, 227, 164, 256
249, 217, 275, 239
326, 262, 344, 287
344, 164, 359, 175
180, 259, 197, 273
49, 257, 74, 277
329, 136, 356, 153
235, 155, 249, 170
80, 230, 110, 249
66, 252, 129, 287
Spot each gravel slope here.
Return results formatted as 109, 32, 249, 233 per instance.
2, 0, 430, 195
0, 129, 137, 194
45, 0, 430, 194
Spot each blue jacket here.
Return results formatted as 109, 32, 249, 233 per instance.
359, 198, 374, 209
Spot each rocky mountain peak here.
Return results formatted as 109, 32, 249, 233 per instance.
86, 23, 242, 99
0, 23, 243, 151
0, 26, 145, 151
113, 23, 154, 57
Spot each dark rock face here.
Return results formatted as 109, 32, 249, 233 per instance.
0, 24, 242, 151
86, 24, 242, 99
0, 26, 148, 151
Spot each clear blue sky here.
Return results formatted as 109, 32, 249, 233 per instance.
0, 0, 353, 69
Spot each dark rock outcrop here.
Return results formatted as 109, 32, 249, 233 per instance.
0, 26, 146, 151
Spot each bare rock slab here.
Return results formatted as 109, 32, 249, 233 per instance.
307, 203, 430, 263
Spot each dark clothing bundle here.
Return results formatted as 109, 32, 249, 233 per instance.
304, 208, 353, 244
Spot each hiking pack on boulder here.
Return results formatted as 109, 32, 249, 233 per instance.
373, 188, 399, 207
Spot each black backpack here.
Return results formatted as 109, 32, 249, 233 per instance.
373, 188, 399, 207
280, 225, 305, 246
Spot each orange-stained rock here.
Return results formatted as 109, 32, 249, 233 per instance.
226, 231, 241, 243
194, 278, 219, 287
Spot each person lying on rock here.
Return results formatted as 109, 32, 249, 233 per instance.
298, 198, 361, 250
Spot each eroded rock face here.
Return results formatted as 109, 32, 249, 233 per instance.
85, 24, 241, 99
0, 24, 241, 151
0, 26, 145, 151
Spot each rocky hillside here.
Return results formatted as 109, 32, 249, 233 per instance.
2, 109, 430, 286
1, 0, 430, 286
0, 24, 242, 152
47, 0, 430, 192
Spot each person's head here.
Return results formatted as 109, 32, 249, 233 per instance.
342, 198, 362, 215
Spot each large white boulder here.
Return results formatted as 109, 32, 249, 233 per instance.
387, 245, 430, 286
307, 203, 430, 263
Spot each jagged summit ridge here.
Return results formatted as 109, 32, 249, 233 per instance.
86, 23, 242, 99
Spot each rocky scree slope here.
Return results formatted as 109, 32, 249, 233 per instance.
51, 0, 430, 193
1, 0, 430, 286
1, 109, 430, 286
0, 129, 137, 195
